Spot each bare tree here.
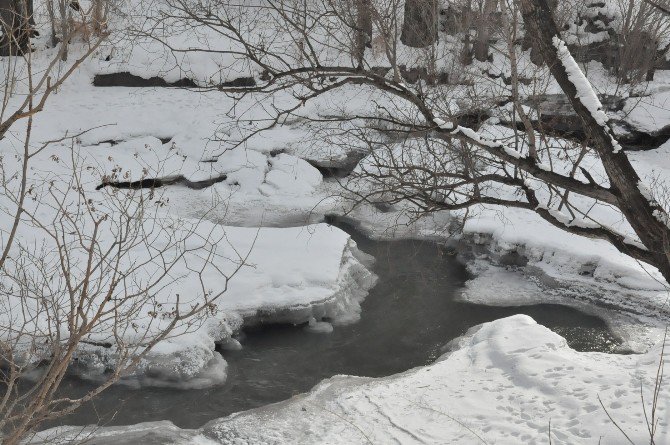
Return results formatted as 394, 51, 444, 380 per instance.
519, 0, 670, 279
143, 0, 670, 283
473, 0, 497, 62
0, 17, 243, 444
0, 0, 32, 56
562, 1, 670, 84
354, 0, 373, 65
0, 148, 242, 444
615, 0, 670, 83
400, 0, 438, 47
90, 0, 109, 35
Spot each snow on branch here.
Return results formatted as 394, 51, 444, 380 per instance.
551, 37, 623, 153
431, 117, 618, 205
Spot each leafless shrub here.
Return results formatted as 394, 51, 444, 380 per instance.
614, 0, 670, 83
0, 20, 242, 444
0, 145, 243, 444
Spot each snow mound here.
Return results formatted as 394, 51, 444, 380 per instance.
201, 315, 670, 444
10, 223, 376, 387
120, 224, 375, 386
41, 315, 670, 444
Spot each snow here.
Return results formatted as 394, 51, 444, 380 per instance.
552, 37, 623, 153
36, 315, 670, 444
120, 223, 377, 385
204, 315, 670, 444
258, 154, 322, 196
304, 317, 334, 334
638, 180, 655, 201
0, 213, 377, 385
461, 206, 665, 292
31, 421, 217, 445
6, 0, 670, 438
203, 315, 670, 444
623, 89, 670, 133
455, 204, 670, 352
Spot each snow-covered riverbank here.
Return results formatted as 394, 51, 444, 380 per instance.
33, 314, 669, 445
103, 223, 377, 387
5, 0, 670, 442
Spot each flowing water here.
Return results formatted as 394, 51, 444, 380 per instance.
48, 223, 620, 430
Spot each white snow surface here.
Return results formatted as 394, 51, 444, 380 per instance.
552, 37, 622, 153
6, 0, 670, 438
204, 315, 670, 444
623, 88, 670, 133
125, 223, 377, 385
35, 315, 670, 444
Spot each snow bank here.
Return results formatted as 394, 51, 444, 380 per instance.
112, 223, 375, 386
30, 421, 213, 445
457, 206, 670, 351
335, 191, 669, 350
622, 89, 670, 134
203, 315, 668, 444
37, 315, 670, 444
2, 222, 376, 387
216, 225, 376, 325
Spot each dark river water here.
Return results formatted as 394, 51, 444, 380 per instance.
48, 223, 620, 430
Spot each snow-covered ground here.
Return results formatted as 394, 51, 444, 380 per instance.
80, 223, 377, 387
33, 315, 670, 444
0, 210, 376, 386
457, 205, 670, 352
4, 0, 670, 441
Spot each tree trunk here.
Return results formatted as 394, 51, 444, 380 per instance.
522, 0, 557, 65
0, 0, 32, 56
400, 0, 438, 48
473, 0, 497, 62
520, 0, 670, 282
58, 0, 69, 61
459, 0, 473, 65
354, 0, 372, 66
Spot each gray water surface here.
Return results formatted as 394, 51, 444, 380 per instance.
49, 223, 619, 429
